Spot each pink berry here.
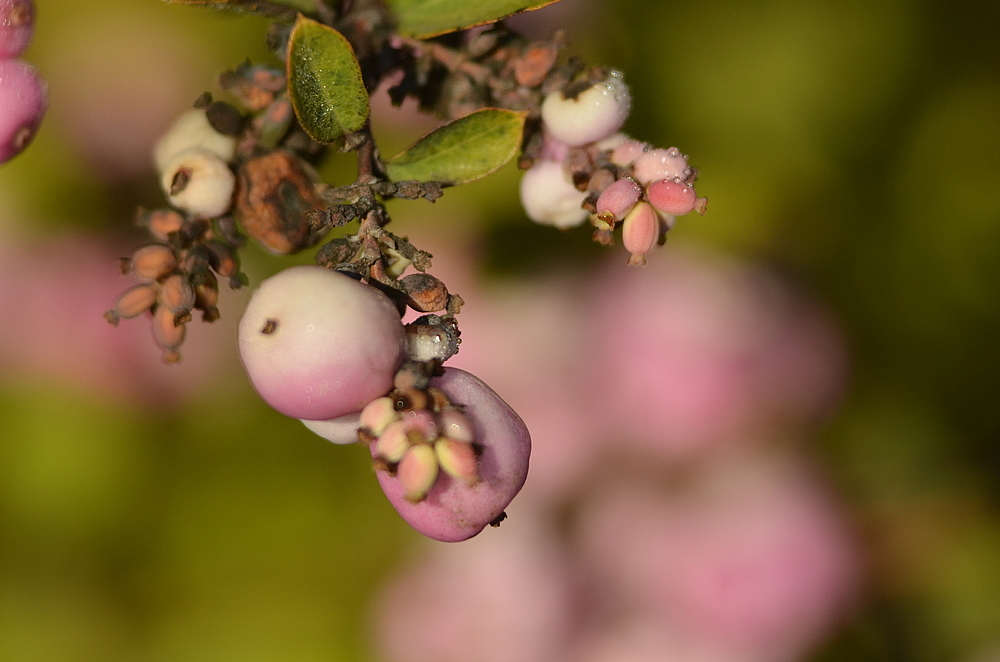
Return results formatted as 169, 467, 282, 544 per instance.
595, 176, 642, 224
0, 0, 34, 58
0, 59, 46, 164
519, 159, 588, 229
632, 147, 691, 185
646, 178, 699, 216
238, 265, 406, 420
373, 368, 531, 542
540, 71, 632, 147
609, 138, 648, 166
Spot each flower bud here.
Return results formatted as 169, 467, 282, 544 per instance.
124, 244, 177, 281
646, 178, 702, 216
595, 176, 642, 225
159, 273, 196, 316
397, 444, 439, 503
360, 396, 399, 436
104, 283, 158, 326
0, 0, 34, 58
519, 160, 588, 229
152, 303, 186, 362
438, 408, 473, 443
376, 420, 411, 463
610, 138, 648, 166
161, 147, 236, 219
541, 71, 632, 147
622, 201, 659, 266
141, 209, 185, 241
0, 59, 46, 164
194, 271, 220, 322
153, 109, 237, 174
632, 147, 692, 185
435, 437, 480, 486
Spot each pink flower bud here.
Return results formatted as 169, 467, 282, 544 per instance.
622, 201, 659, 266
438, 408, 473, 443
401, 409, 438, 441
0, 0, 34, 58
376, 420, 411, 464
397, 444, 439, 503
632, 147, 691, 185
610, 139, 648, 166
646, 178, 699, 216
360, 396, 399, 436
435, 437, 480, 486
0, 59, 46, 164
595, 177, 642, 224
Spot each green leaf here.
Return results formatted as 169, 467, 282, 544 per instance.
389, 0, 562, 38
287, 15, 370, 144
385, 109, 526, 185
162, 0, 312, 18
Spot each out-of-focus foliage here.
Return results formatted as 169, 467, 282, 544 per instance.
0, 0, 998, 660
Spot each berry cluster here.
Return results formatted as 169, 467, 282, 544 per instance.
237, 265, 528, 542
520, 71, 707, 264
0, 0, 45, 164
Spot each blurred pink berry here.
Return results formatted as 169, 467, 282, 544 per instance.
300, 411, 362, 445
632, 147, 691, 185
238, 265, 406, 420
541, 71, 632, 147
595, 176, 642, 225
373, 368, 530, 542
646, 178, 700, 216
0, 59, 46, 164
622, 201, 660, 266
0, 0, 34, 58
610, 138, 648, 166
519, 159, 589, 229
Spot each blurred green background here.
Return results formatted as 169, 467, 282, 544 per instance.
1, 0, 999, 660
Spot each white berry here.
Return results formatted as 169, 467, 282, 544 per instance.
540, 71, 632, 147
519, 159, 589, 229
238, 265, 406, 421
160, 147, 236, 219
153, 109, 237, 174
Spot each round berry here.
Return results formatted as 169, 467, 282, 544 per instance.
374, 368, 531, 542
519, 159, 589, 229
153, 109, 237, 174
632, 147, 691, 185
0, 59, 46, 164
0, 0, 34, 58
238, 265, 406, 421
540, 71, 631, 147
160, 147, 236, 219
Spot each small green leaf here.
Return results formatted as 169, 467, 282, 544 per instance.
162, 0, 312, 18
287, 15, 370, 144
389, 0, 562, 38
386, 109, 526, 185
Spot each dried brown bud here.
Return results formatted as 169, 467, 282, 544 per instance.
125, 244, 178, 281
401, 273, 450, 313
140, 209, 185, 241
152, 304, 186, 362
235, 150, 326, 254
194, 271, 220, 322
105, 283, 158, 326
159, 274, 196, 315
514, 43, 559, 87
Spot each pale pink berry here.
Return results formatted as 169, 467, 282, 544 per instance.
632, 147, 691, 185
595, 176, 642, 225
373, 368, 530, 542
519, 159, 588, 229
646, 178, 702, 216
610, 138, 648, 166
0, 0, 34, 59
541, 71, 632, 147
622, 201, 659, 266
0, 59, 46, 164
238, 265, 406, 420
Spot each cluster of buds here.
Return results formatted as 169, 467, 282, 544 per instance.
0, 0, 46, 164
361, 362, 480, 503
104, 209, 245, 362
519, 70, 707, 264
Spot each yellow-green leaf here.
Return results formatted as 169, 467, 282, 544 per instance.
386, 109, 526, 185
389, 0, 562, 38
287, 15, 370, 145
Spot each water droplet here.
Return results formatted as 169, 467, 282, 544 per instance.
306, 324, 315, 332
